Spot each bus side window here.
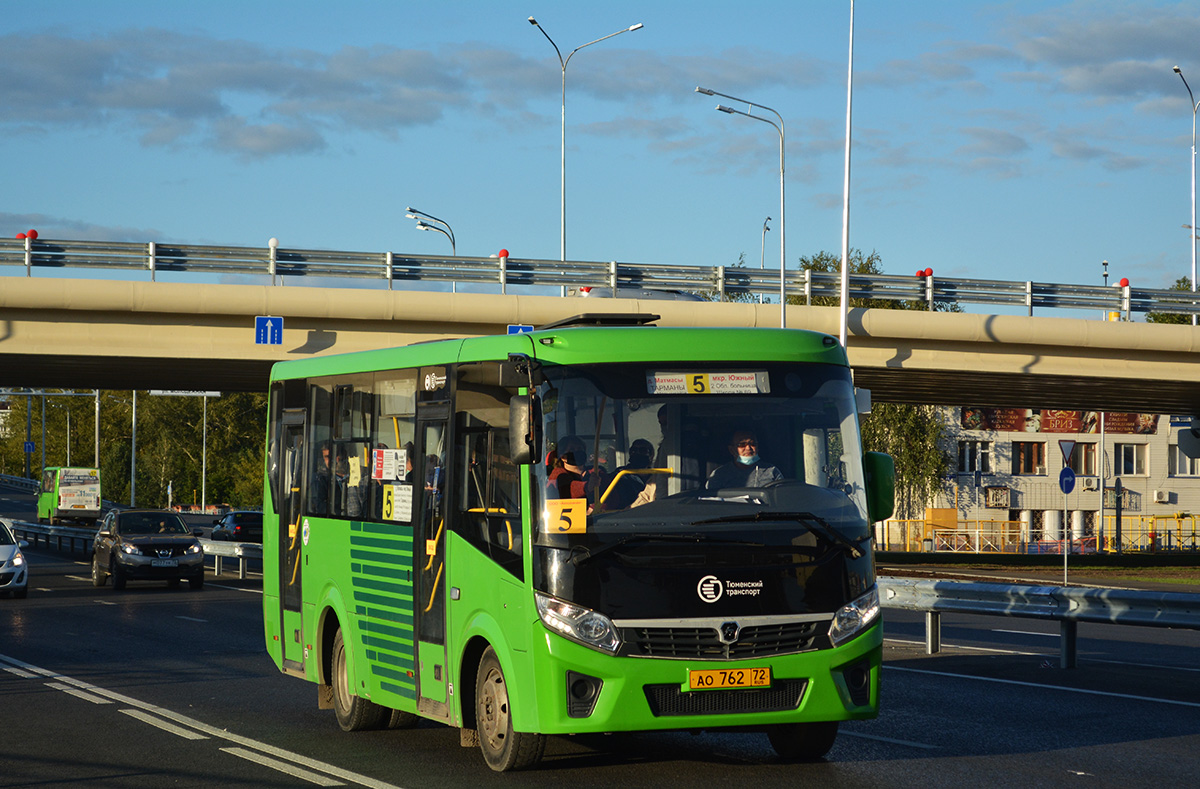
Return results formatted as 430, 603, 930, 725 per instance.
453, 362, 523, 580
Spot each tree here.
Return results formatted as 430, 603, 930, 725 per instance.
1146, 276, 1194, 325
0, 389, 266, 510
790, 249, 954, 520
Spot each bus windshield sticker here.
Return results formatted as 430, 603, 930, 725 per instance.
646, 371, 769, 395
383, 483, 413, 522
547, 499, 588, 534
373, 448, 405, 480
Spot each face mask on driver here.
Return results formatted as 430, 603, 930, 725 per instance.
737, 454, 760, 465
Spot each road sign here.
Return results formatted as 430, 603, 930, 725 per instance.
255, 316, 283, 345
1058, 439, 1076, 464
23, 441, 34, 453
1059, 467, 1076, 495
507, 324, 534, 334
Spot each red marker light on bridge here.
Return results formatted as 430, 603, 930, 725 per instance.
1119, 278, 1129, 288
924, 267, 933, 277
15, 233, 25, 239
499, 249, 509, 259
27, 229, 38, 240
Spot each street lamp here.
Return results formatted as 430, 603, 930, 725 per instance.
696, 86, 786, 327
406, 206, 456, 293
406, 207, 455, 255
1173, 65, 1198, 326
528, 17, 643, 264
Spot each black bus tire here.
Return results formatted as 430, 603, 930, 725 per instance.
332, 628, 386, 731
767, 721, 839, 761
475, 646, 544, 771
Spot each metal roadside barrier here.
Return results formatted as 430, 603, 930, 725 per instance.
878, 576, 1200, 669
2, 516, 261, 580
0, 473, 39, 494
2, 236, 1197, 318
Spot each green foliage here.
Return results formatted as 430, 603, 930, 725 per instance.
790, 249, 961, 313
785, 249, 955, 519
0, 390, 265, 509
860, 403, 951, 519
1146, 276, 1194, 325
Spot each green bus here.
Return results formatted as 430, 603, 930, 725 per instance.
262, 316, 894, 771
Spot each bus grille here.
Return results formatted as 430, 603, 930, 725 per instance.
643, 680, 807, 717
623, 621, 825, 659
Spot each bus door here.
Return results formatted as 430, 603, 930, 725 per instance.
414, 400, 450, 719
278, 408, 307, 672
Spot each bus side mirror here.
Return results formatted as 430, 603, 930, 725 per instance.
509, 394, 541, 466
863, 451, 895, 524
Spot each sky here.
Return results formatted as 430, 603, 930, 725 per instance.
2, 0, 1199, 299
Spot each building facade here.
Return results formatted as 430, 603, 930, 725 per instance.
888, 407, 1199, 553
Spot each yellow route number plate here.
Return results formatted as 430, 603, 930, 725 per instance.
688, 667, 771, 691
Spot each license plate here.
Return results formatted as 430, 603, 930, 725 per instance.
688, 666, 771, 691
151, 558, 178, 567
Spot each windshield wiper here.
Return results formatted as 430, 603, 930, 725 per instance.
691, 511, 869, 559
568, 532, 765, 565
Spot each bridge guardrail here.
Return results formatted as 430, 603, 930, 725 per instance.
0, 473, 39, 494
878, 576, 1200, 669
3, 237, 1197, 318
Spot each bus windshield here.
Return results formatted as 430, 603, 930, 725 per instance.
534, 361, 870, 549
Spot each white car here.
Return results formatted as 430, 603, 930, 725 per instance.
0, 519, 29, 598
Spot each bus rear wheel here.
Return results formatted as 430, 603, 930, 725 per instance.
331, 628, 386, 731
767, 721, 839, 761
475, 646, 544, 771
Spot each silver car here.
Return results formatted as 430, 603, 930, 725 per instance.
0, 519, 29, 599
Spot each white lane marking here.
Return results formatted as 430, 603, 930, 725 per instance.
0, 653, 405, 789
121, 708, 209, 740
885, 637, 1046, 657
66, 576, 92, 582
208, 583, 263, 594
993, 629, 1056, 637
839, 730, 939, 750
886, 636, 1200, 672
93, 600, 117, 606
34, 587, 54, 592
885, 665, 1200, 709
223, 747, 345, 786
45, 682, 112, 704
4, 666, 37, 678
176, 616, 207, 622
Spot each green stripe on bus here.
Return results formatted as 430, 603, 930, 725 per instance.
380, 681, 417, 700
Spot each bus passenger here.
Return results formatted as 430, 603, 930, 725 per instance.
706, 430, 783, 491
548, 435, 588, 500
604, 439, 654, 509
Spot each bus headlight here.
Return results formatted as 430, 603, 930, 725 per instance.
828, 587, 881, 647
120, 543, 142, 555
536, 592, 621, 654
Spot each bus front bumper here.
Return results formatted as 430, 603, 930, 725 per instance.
527, 621, 881, 735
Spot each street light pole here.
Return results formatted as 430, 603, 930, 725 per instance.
695, 87, 786, 328
406, 206, 457, 293
1174, 65, 1198, 326
528, 17, 643, 264
760, 216, 771, 304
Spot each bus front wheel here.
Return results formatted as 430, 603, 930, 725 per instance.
767, 721, 839, 761
475, 646, 544, 771
332, 628, 386, 731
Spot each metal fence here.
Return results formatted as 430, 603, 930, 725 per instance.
3, 237, 1198, 318
878, 515, 1200, 555
878, 576, 1200, 668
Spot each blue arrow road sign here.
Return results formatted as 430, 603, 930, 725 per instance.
255, 316, 283, 345
507, 324, 534, 335
23, 441, 34, 453
1059, 467, 1076, 495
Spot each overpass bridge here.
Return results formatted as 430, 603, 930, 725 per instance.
4, 275, 1199, 414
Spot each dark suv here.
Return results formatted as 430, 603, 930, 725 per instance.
92, 509, 205, 590
211, 511, 263, 543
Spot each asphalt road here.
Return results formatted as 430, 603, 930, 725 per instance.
3, 488, 1200, 787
